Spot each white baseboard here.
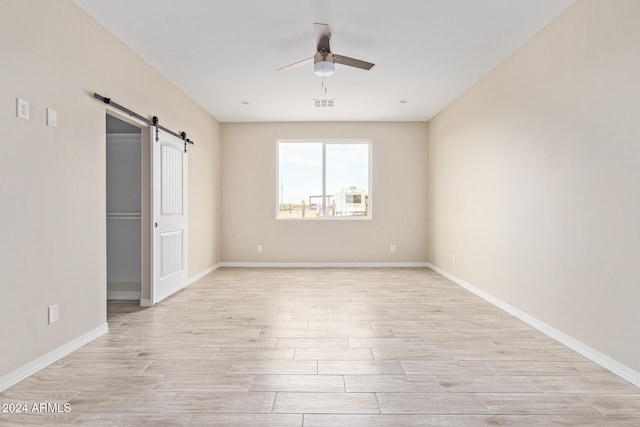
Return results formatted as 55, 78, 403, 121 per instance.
139, 299, 153, 307
426, 263, 640, 388
107, 291, 141, 300
219, 262, 430, 268
0, 323, 109, 393
188, 263, 221, 284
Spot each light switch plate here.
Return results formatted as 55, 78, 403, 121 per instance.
48, 304, 59, 324
17, 98, 30, 119
47, 108, 58, 128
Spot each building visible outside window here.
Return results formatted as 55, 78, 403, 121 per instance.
277, 140, 371, 219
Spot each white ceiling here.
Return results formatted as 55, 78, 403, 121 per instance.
75, 0, 574, 123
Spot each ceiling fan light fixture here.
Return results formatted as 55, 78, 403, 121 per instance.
314, 60, 335, 76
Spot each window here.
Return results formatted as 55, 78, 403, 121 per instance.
277, 140, 371, 219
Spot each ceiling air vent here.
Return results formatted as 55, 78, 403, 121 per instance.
314, 99, 335, 108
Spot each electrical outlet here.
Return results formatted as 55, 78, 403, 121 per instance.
452, 253, 457, 264
390, 244, 396, 253
257, 244, 263, 253
48, 304, 59, 324
16, 98, 30, 119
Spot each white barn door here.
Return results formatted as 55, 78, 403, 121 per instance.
151, 128, 188, 304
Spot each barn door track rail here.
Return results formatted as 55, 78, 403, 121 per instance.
94, 93, 195, 152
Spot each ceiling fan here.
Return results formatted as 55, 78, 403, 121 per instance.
277, 23, 375, 77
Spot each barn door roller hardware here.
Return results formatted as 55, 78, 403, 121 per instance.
94, 93, 195, 152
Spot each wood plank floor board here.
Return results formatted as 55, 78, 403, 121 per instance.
1, 267, 638, 425
303, 413, 419, 426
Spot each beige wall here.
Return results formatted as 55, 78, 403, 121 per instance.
0, 0, 220, 377
221, 122, 428, 263
427, 0, 640, 372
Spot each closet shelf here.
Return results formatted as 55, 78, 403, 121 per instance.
107, 212, 141, 220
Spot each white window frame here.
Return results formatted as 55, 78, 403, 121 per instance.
276, 139, 372, 220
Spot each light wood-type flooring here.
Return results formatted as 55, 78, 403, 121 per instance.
2, 268, 640, 426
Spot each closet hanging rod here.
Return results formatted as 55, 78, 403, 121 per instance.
94, 93, 195, 151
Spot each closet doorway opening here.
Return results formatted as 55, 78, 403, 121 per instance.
106, 114, 146, 308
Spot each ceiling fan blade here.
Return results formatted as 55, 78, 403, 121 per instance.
314, 23, 331, 52
277, 56, 314, 72
333, 54, 375, 70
